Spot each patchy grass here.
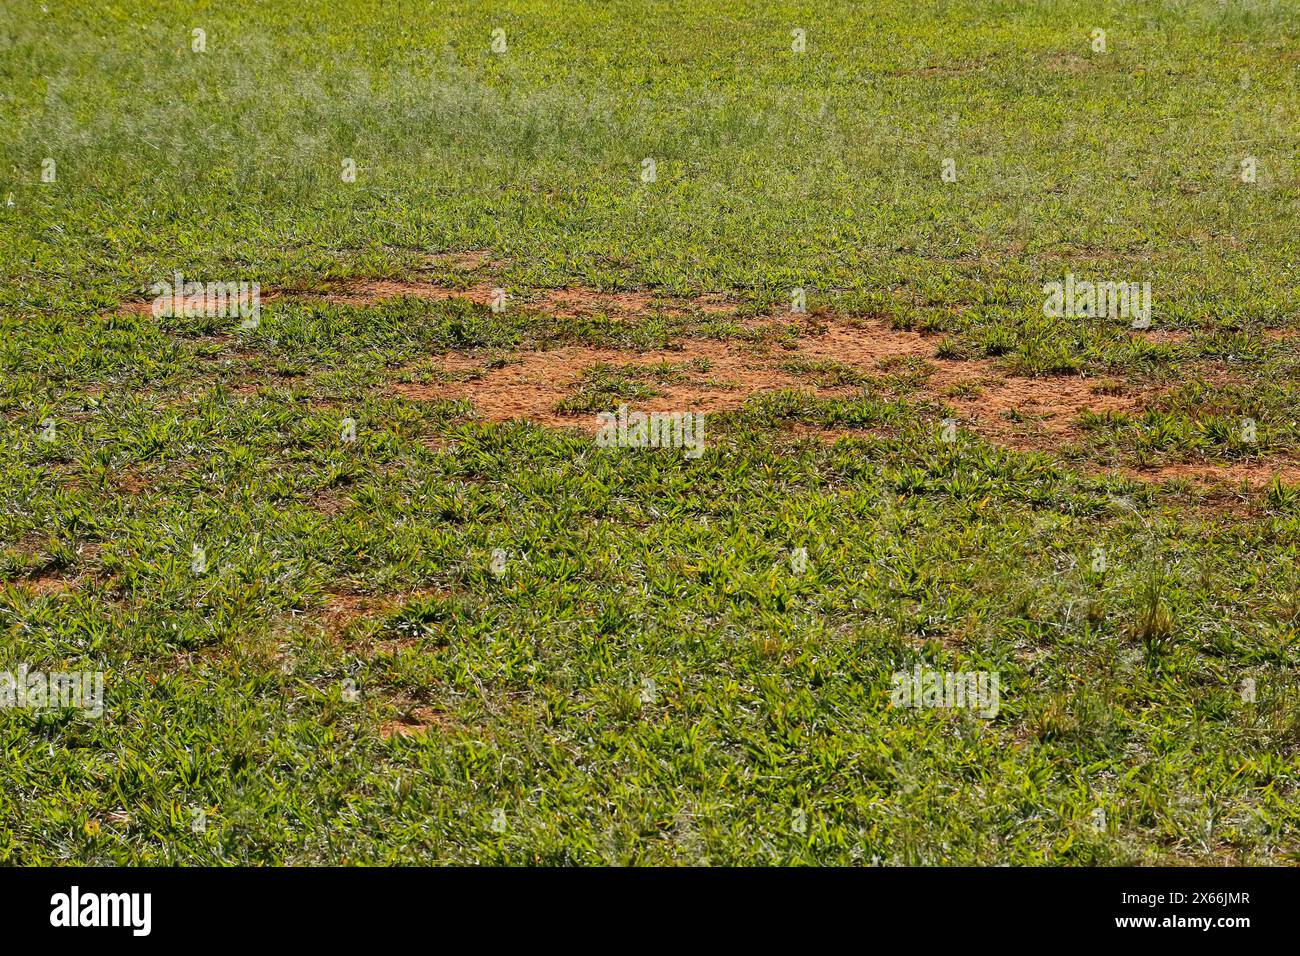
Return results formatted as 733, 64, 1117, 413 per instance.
1, 0, 1299, 865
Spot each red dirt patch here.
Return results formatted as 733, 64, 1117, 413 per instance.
793, 318, 940, 365
6, 572, 76, 596
945, 374, 1134, 450
122, 275, 738, 321
320, 592, 390, 640
1120, 459, 1300, 488
389, 310, 1300, 489
1133, 329, 1191, 345
319, 588, 459, 653
118, 275, 1299, 490
393, 317, 1135, 455
308, 489, 349, 515
380, 706, 450, 740
314, 279, 494, 308
394, 337, 804, 428
120, 289, 273, 316
310, 279, 735, 319
116, 468, 148, 495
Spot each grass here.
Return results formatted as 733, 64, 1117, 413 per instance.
1, 0, 1299, 865
555, 360, 696, 414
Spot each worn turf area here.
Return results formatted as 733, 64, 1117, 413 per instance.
1, 1, 1298, 864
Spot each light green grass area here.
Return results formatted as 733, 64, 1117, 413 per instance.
1, 1, 1298, 864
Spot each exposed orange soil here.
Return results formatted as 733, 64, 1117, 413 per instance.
116, 468, 148, 495
319, 588, 458, 654
313, 279, 493, 308
321, 591, 387, 638
1120, 459, 1300, 485
946, 375, 1134, 449
6, 572, 76, 596
394, 316, 1139, 456
118, 274, 1299, 487
397, 315, 1299, 487
120, 274, 736, 320
380, 706, 451, 740
311, 278, 736, 319
321, 591, 416, 655
120, 289, 273, 315
394, 338, 804, 428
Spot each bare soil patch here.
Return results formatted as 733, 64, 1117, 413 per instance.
120, 275, 1298, 488
1120, 459, 1300, 488
321, 591, 389, 640
394, 336, 805, 428
390, 303, 1296, 487
945, 374, 1134, 450
380, 706, 451, 740
121, 274, 737, 321
310, 279, 735, 319
319, 588, 459, 654
120, 289, 273, 316
394, 316, 1139, 456
7, 572, 77, 596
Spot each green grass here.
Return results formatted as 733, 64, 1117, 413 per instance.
555, 360, 696, 414
2, 0, 1299, 864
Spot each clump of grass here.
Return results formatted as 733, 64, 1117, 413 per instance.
1077, 409, 1130, 432
935, 337, 967, 360
554, 363, 661, 413
943, 381, 981, 399
1129, 564, 1175, 668
1267, 476, 1300, 511
384, 595, 453, 643
780, 358, 870, 388
977, 326, 1016, 357
605, 685, 643, 722
1029, 694, 1079, 742
1008, 342, 1085, 376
